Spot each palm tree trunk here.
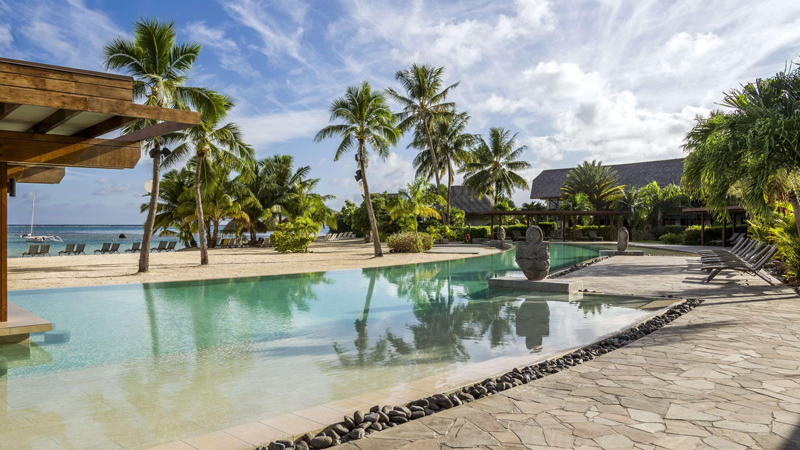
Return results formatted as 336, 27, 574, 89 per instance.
359, 143, 382, 257
194, 152, 209, 265
422, 117, 442, 190
212, 220, 220, 246
789, 190, 800, 238
445, 160, 452, 226
139, 142, 161, 273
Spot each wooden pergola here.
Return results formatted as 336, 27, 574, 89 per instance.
480, 210, 626, 241
0, 57, 201, 323
682, 206, 747, 246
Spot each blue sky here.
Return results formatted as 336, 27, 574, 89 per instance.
2, 0, 800, 224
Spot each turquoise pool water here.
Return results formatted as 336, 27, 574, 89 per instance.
1, 244, 661, 449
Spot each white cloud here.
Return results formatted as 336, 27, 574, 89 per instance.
0, 23, 11, 49
92, 184, 139, 196
222, 0, 307, 63
185, 21, 259, 78
366, 153, 417, 194
661, 32, 723, 74
231, 109, 329, 148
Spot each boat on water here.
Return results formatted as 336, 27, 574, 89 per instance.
19, 193, 62, 243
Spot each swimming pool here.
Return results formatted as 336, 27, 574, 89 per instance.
0, 244, 665, 449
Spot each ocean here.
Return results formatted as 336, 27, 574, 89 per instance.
6, 224, 331, 258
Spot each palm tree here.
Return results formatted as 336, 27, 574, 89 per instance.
236, 158, 289, 245
315, 82, 400, 257
387, 64, 459, 193
103, 18, 227, 272
411, 112, 475, 224
164, 109, 254, 265
559, 192, 593, 227
144, 167, 197, 247
287, 177, 337, 230
266, 154, 312, 224
613, 188, 645, 230
639, 182, 686, 227
387, 178, 445, 234
561, 160, 624, 210
462, 127, 531, 203
199, 163, 250, 246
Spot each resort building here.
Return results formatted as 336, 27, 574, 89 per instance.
449, 185, 494, 226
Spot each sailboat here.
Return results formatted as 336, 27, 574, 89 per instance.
19, 193, 62, 243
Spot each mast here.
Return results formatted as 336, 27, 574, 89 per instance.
30, 193, 34, 235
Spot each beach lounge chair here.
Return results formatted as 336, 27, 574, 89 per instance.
703, 245, 778, 284
74, 244, 86, 255
108, 243, 120, 254
125, 242, 141, 253
94, 243, 111, 254
511, 229, 524, 241
265, 236, 272, 247
22, 244, 39, 257
588, 230, 604, 241
575, 230, 589, 241
165, 242, 177, 252
151, 241, 167, 252
36, 244, 51, 257
59, 244, 75, 256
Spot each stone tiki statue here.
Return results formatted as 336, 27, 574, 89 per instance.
496, 226, 506, 241
617, 227, 629, 251
515, 226, 550, 281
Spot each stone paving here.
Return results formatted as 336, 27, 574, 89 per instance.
337, 255, 800, 450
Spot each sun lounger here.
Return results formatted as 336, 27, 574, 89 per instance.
703, 245, 778, 284
108, 243, 120, 254
36, 244, 51, 257
151, 241, 167, 252
74, 244, 86, 255
59, 244, 75, 256
511, 230, 524, 241
165, 241, 177, 252
94, 243, 111, 254
22, 244, 39, 257
125, 242, 141, 253
575, 230, 589, 241
588, 230, 604, 241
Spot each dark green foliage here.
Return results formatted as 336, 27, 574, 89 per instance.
451, 223, 557, 241
272, 217, 321, 253
683, 225, 748, 245
659, 233, 684, 245
649, 226, 688, 240
387, 232, 434, 253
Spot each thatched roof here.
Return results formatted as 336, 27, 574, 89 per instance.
222, 219, 271, 233
450, 185, 493, 214
529, 158, 685, 200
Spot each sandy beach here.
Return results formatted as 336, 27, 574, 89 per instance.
7, 240, 500, 290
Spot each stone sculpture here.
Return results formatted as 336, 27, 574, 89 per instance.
496, 226, 506, 241
515, 226, 550, 280
617, 227, 629, 251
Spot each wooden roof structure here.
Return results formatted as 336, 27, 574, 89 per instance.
0, 58, 201, 323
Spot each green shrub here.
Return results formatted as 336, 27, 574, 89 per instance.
387, 232, 434, 253
451, 222, 557, 241
271, 217, 321, 253
650, 226, 687, 239
659, 232, 684, 244
426, 225, 455, 240
683, 225, 748, 245
563, 225, 613, 240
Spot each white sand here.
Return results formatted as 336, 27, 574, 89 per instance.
7, 240, 500, 290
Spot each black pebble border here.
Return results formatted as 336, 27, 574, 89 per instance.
258, 298, 704, 450
547, 256, 609, 279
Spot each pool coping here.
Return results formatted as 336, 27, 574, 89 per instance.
149, 293, 689, 450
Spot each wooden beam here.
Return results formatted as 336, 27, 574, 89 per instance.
0, 103, 20, 121
0, 130, 140, 169
25, 109, 81, 134
7, 166, 65, 184
74, 115, 138, 138
0, 72, 131, 101
115, 120, 194, 142
1, 161, 7, 322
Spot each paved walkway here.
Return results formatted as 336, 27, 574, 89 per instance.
339, 255, 800, 450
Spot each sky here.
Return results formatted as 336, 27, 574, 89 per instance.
2, 0, 800, 224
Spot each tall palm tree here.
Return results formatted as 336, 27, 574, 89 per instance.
315, 82, 400, 257
164, 109, 254, 265
287, 177, 337, 230
561, 160, 624, 210
103, 18, 227, 272
387, 64, 459, 193
412, 112, 475, 224
387, 178, 445, 234
462, 127, 531, 203
198, 162, 250, 246
143, 167, 197, 247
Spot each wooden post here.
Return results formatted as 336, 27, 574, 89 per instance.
610, 215, 614, 242
572, 215, 576, 242
701, 212, 705, 246
721, 214, 726, 248
1, 162, 7, 322
491, 214, 494, 240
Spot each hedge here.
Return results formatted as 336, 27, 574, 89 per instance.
650, 226, 688, 240
452, 223, 558, 241
683, 225, 748, 245
562, 225, 614, 241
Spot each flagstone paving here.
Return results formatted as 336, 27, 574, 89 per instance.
338, 255, 800, 450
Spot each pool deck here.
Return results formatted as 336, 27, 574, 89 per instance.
328, 255, 800, 450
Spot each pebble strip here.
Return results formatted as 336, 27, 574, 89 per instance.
547, 256, 609, 279
257, 298, 704, 450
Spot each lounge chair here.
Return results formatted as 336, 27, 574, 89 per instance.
151, 241, 167, 252
703, 245, 778, 285
511, 229, 524, 241
108, 243, 120, 254
165, 241, 177, 252
59, 244, 75, 256
74, 244, 86, 255
265, 236, 272, 247
36, 244, 51, 257
22, 244, 39, 257
575, 230, 589, 241
94, 243, 111, 254
125, 242, 141, 253
588, 230, 604, 241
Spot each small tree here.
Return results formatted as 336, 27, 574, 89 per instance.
387, 178, 445, 234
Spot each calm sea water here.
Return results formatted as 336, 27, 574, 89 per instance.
1, 245, 664, 448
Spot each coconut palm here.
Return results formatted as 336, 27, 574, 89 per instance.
411, 112, 475, 224
639, 182, 686, 227
462, 127, 531, 203
199, 163, 251, 246
387, 178, 445, 234
561, 160, 624, 210
103, 18, 228, 272
143, 167, 197, 247
559, 192, 594, 226
387, 64, 459, 193
315, 82, 400, 257
287, 178, 337, 230
164, 108, 254, 265
236, 157, 293, 244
